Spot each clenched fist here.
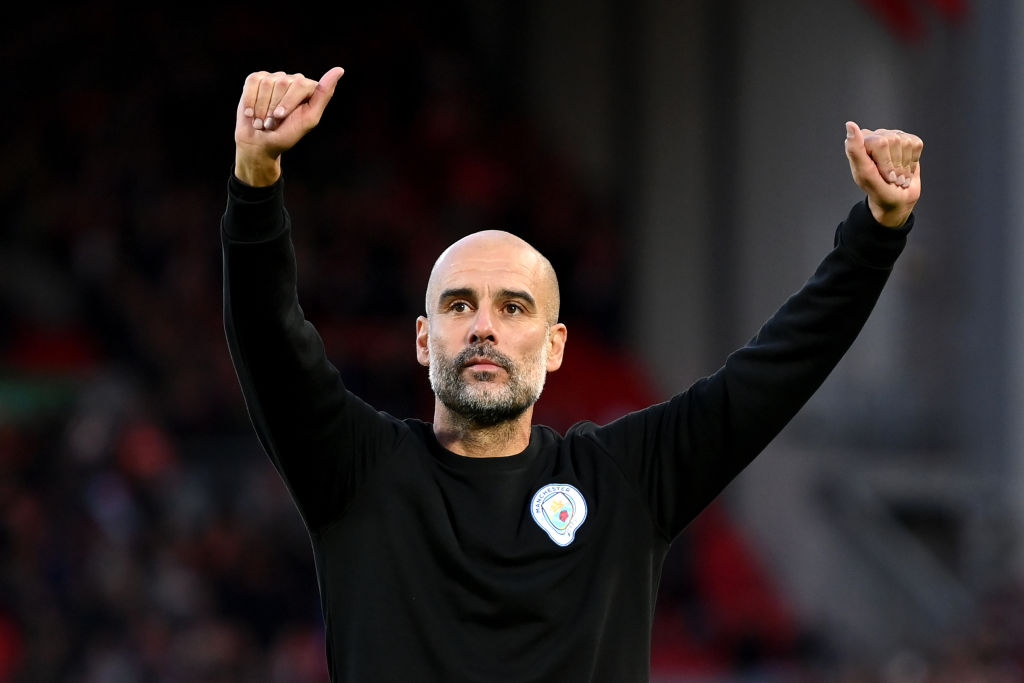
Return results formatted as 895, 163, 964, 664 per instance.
234, 66, 345, 187
845, 121, 923, 228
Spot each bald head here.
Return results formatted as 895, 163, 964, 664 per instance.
425, 230, 561, 325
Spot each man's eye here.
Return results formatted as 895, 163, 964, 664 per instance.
504, 303, 523, 315
450, 302, 469, 313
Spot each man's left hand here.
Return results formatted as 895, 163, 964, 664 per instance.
845, 121, 923, 228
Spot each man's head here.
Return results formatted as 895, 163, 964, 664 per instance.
415, 230, 567, 427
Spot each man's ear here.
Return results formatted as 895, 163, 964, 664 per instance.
415, 316, 430, 367
545, 323, 567, 372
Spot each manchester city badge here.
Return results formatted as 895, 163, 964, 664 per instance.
530, 483, 587, 547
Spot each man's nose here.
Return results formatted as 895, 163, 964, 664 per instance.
469, 307, 497, 344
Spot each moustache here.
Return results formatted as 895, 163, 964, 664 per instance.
456, 345, 513, 372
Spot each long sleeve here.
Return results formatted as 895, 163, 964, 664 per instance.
594, 199, 912, 540
221, 173, 402, 531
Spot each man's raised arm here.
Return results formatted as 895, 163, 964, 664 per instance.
223, 66, 400, 530
596, 120, 924, 538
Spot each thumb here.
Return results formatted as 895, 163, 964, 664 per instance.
845, 120, 862, 144
307, 66, 345, 117
844, 121, 868, 170
845, 120, 881, 193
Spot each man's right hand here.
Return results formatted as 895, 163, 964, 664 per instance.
234, 66, 345, 187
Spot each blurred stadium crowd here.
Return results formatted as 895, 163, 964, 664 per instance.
1, 2, 1022, 681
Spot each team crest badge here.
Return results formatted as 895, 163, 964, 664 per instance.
530, 483, 587, 547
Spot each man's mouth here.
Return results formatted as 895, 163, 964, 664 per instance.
463, 357, 505, 373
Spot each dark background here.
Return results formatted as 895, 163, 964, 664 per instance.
2, 1, 1022, 681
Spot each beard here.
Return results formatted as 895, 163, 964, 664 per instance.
428, 339, 549, 428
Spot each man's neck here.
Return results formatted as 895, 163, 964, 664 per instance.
432, 402, 534, 458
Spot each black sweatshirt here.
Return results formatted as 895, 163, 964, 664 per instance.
221, 174, 911, 682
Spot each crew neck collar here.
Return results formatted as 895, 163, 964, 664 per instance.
407, 419, 544, 472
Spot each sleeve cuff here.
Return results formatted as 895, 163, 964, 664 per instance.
222, 170, 288, 242
834, 198, 913, 269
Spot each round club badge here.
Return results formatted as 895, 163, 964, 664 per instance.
530, 483, 587, 547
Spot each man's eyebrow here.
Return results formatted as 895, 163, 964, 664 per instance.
498, 289, 537, 309
438, 287, 476, 304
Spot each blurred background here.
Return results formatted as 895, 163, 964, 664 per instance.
2, 0, 1023, 680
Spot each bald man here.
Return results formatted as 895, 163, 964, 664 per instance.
416, 229, 567, 457
222, 68, 922, 682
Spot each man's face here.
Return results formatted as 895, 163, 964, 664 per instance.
416, 231, 567, 427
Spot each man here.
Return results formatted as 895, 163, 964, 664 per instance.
222, 67, 922, 681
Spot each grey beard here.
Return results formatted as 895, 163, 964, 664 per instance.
429, 343, 545, 428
